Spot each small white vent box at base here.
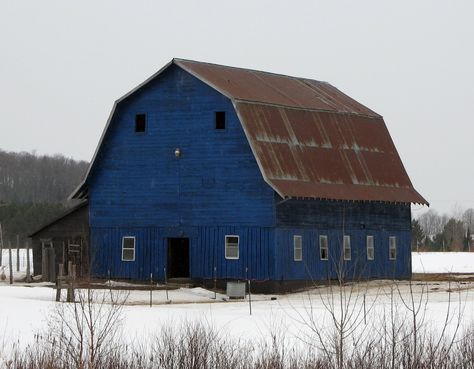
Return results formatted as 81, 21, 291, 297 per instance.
226, 281, 246, 299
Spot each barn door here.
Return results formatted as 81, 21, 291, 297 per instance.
167, 238, 190, 279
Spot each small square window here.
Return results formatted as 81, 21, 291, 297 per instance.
367, 235, 374, 260
122, 236, 135, 261
343, 235, 351, 261
135, 114, 146, 132
320, 235, 328, 261
215, 111, 226, 130
389, 236, 397, 260
294, 235, 302, 261
225, 235, 239, 259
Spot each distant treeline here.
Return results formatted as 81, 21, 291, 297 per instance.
0, 149, 88, 246
413, 207, 474, 252
0, 149, 88, 203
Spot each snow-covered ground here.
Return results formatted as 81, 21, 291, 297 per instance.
0, 251, 474, 357
1, 280, 473, 355
412, 251, 474, 273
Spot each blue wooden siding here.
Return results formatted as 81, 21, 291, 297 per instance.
274, 199, 412, 280
274, 228, 411, 281
88, 64, 275, 229
87, 65, 276, 280
276, 198, 411, 230
90, 226, 274, 281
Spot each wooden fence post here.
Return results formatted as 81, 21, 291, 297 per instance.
0, 223, 4, 266
26, 239, 32, 282
66, 263, 75, 303
16, 235, 20, 272
56, 264, 63, 302
8, 240, 13, 284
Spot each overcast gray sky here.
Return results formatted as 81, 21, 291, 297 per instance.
1, 1, 473, 216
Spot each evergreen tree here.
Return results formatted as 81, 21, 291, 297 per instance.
411, 219, 425, 251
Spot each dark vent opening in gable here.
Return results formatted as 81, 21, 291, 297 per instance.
135, 114, 146, 132
215, 111, 226, 130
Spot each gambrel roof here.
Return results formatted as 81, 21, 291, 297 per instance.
71, 58, 427, 205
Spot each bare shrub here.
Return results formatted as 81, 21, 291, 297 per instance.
151, 321, 249, 369
5, 318, 474, 369
46, 288, 128, 369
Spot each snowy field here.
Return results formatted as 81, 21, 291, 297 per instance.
412, 251, 474, 273
1, 251, 474, 358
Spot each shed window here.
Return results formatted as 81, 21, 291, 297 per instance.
294, 235, 303, 261
367, 235, 374, 260
320, 235, 328, 260
225, 235, 239, 259
389, 236, 397, 260
215, 111, 226, 130
343, 235, 351, 260
122, 236, 135, 261
135, 114, 146, 132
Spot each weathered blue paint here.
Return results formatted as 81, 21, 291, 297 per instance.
276, 198, 411, 231
87, 65, 276, 281
273, 199, 411, 281
274, 227, 411, 281
86, 64, 413, 287
89, 65, 275, 229
90, 226, 274, 281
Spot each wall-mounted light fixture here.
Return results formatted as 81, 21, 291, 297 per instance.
174, 148, 181, 158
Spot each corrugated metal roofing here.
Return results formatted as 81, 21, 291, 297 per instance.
235, 102, 426, 204
71, 59, 427, 205
175, 59, 379, 117
176, 59, 427, 205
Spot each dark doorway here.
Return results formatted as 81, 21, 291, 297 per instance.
167, 238, 190, 278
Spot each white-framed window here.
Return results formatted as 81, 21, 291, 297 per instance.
343, 235, 351, 260
294, 235, 303, 261
389, 236, 397, 260
225, 235, 239, 259
320, 235, 328, 260
122, 236, 136, 261
367, 235, 374, 260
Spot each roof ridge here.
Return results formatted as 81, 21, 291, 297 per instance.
173, 58, 330, 86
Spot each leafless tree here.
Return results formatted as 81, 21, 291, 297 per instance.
46, 288, 128, 369
418, 209, 447, 238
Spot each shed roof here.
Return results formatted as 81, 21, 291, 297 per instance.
71, 59, 427, 205
28, 201, 88, 238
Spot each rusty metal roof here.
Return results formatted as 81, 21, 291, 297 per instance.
176, 59, 380, 117
71, 59, 427, 204
176, 59, 427, 204
235, 102, 427, 204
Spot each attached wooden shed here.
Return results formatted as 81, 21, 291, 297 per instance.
29, 201, 89, 282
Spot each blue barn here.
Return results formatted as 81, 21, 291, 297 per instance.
71, 59, 427, 292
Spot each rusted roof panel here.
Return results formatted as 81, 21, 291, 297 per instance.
175, 59, 379, 117
235, 102, 427, 204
